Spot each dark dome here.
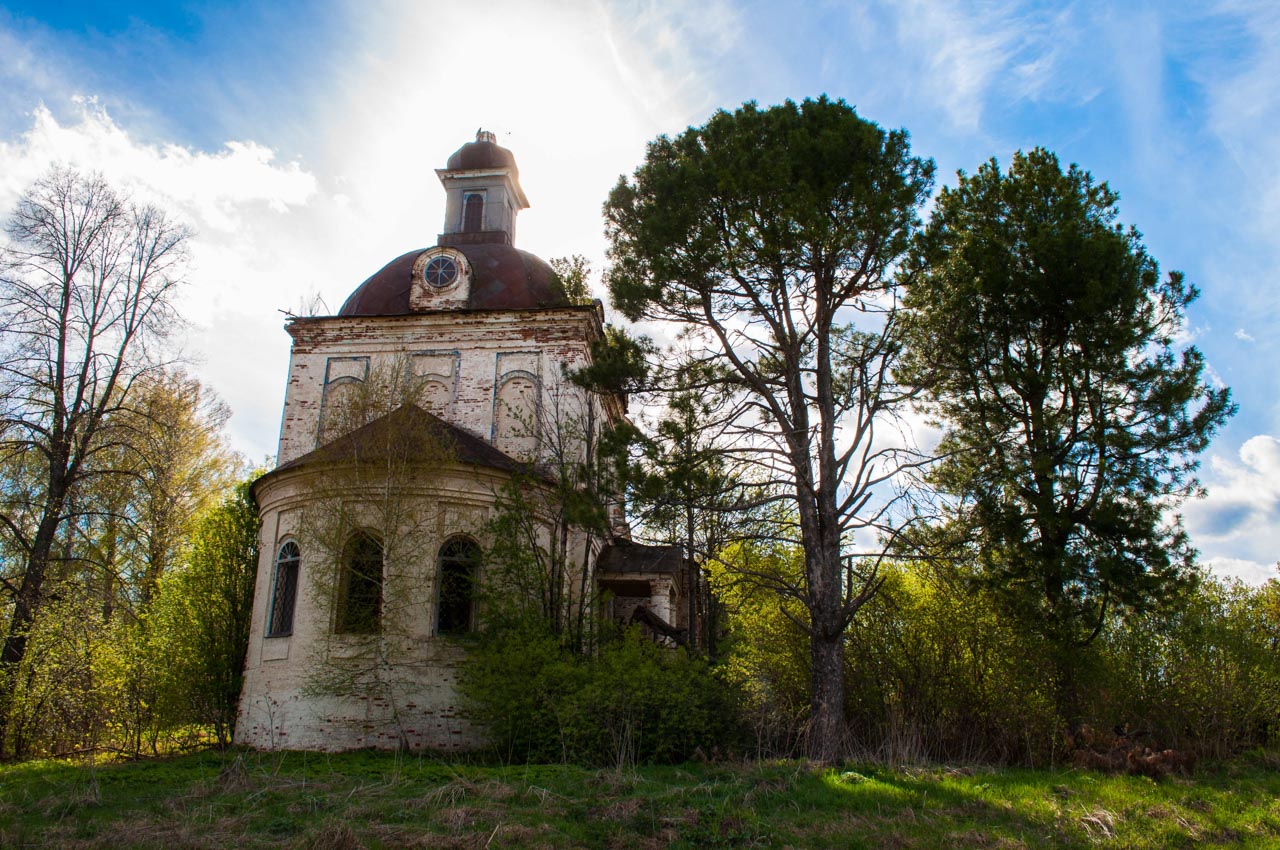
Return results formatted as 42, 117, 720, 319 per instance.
338, 244, 569, 316
446, 139, 518, 173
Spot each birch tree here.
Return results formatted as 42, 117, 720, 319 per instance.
0, 169, 187, 757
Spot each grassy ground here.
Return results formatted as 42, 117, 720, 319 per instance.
1, 749, 1278, 849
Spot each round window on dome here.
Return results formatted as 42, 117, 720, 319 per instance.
424, 256, 459, 288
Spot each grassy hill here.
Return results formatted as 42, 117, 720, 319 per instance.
2, 749, 1279, 848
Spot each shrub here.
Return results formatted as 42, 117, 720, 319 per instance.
460, 622, 741, 765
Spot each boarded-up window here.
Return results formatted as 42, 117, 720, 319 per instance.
319, 376, 362, 440
336, 533, 382, 634
267, 541, 300, 637
463, 193, 484, 233
423, 379, 451, 415
494, 375, 537, 460
437, 538, 480, 635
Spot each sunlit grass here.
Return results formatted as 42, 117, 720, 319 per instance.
1, 749, 1278, 848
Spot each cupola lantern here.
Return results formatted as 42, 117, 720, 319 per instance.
436, 129, 529, 247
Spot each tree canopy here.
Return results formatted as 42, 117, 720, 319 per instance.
605, 96, 934, 761
899, 148, 1235, 720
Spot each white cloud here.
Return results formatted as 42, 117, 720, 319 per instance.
1201, 556, 1276, 586
1203, 362, 1228, 391
1235, 327, 1255, 342
0, 99, 318, 228
1184, 434, 1280, 583
0, 103, 345, 461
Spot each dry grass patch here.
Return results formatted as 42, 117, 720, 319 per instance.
1077, 806, 1118, 841
419, 778, 477, 810
293, 821, 364, 850
591, 797, 644, 822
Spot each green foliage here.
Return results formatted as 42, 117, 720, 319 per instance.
716, 543, 1280, 763
569, 325, 653, 399
0, 170, 190, 758
1097, 574, 1280, 757
710, 542, 812, 754
900, 148, 1235, 721
3, 591, 125, 758
460, 621, 741, 765
478, 375, 623, 654
605, 96, 933, 324
0, 472, 260, 760
0, 369, 242, 760
549, 254, 595, 306
626, 374, 747, 657
149, 477, 260, 745
844, 563, 1062, 763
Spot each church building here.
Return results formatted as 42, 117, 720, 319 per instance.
235, 132, 687, 752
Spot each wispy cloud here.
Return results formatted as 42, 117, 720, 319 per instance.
1190, 0, 1280, 372
887, 0, 1026, 133
1203, 1, 1280, 225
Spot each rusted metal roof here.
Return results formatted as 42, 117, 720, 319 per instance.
597, 539, 686, 575
446, 137, 518, 174
337, 243, 568, 316
256, 404, 528, 494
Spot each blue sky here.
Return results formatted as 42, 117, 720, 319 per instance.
0, 0, 1277, 582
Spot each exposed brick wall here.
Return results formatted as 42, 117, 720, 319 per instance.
278, 309, 603, 466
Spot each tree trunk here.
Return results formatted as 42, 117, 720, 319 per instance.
685, 502, 698, 653
808, 625, 846, 763
0, 503, 64, 760
805, 536, 848, 763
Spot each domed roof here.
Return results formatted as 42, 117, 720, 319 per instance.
338, 243, 569, 316
446, 135, 518, 173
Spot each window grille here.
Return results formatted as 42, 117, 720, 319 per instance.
268, 541, 300, 636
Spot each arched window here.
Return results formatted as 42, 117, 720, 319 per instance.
462, 193, 484, 233
267, 541, 300, 637
436, 538, 480, 636
336, 533, 382, 634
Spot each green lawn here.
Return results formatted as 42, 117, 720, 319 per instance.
2, 749, 1278, 848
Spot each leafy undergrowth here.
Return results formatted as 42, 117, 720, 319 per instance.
2, 749, 1279, 849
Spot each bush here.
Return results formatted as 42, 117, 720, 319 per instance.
845, 566, 1062, 764
1096, 575, 1280, 756
460, 623, 741, 765
718, 556, 1280, 765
